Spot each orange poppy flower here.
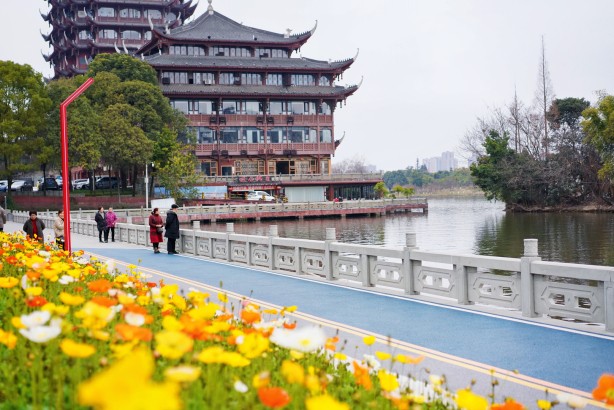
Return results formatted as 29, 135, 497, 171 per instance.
114, 324, 152, 342
328, 336, 340, 343
161, 310, 173, 316
75, 286, 83, 293
124, 304, 148, 315
283, 323, 296, 330
226, 336, 237, 345
593, 374, 614, 405
258, 387, 291, 409
325, 343, 337, 351
26, 271, 41, 281
87, 279, 112, 293
241, 310, 261, 324
90, 296, 117, 307
26, 296, 48, 307
217, 314, 234, 321
6, 256, 18, 265
353, 361, 372, 390
146, 282, 157, 288
491, 399, 525, 410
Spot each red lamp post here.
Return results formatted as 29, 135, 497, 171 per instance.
60, 77, 94, 253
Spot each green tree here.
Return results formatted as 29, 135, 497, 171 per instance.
156, 133, 200, 204
374, 182, 390, 198
383, 170, 408, 189
582, 94, 614, 179
470, 130, 517, 202
87, 53, 158, 86
0, 61, 52, 198
100, 104, 153, 201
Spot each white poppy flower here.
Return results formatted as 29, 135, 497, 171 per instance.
19, 325, 61, 343
270, 326, 326, 353
58, 275, 77, 285
20, 311, 51, 328
125, 312, 145, 327
234, 380, 249, 393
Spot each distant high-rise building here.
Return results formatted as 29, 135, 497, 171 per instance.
422, 151, 458, 172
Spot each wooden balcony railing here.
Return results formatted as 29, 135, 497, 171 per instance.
186, 114, 334, 126
195, 142, 335, 156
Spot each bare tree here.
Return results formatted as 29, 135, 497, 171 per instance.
332, 154, 368, 174
507, 86, 524, 152
459, 105, 511, 158
533, 36, 556, 157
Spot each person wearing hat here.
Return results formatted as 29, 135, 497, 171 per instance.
164, 204, 180, 254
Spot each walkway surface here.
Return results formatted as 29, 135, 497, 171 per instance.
3, 221, 613, 407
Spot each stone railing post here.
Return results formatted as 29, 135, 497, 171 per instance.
403, 233, 420, 295
605, 280, 614, 332
191, 221, 200, 256
268, 225, 278, 270
226, 223, 234, 261
324, 228, 336, 281
521, 239, 541, 317
78, 208, 82, 220
454, 255, 476, 305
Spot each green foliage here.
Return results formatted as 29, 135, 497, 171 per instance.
383, 167, 472, 190
393, 185, 415, 198
582, 94, 614, 180
553, 97, 590, 128
0, 61, 52, 196
470, 130, 517, 202
87, 53, 158, 86
374, 182, 390, 198
156, 130, 200, 203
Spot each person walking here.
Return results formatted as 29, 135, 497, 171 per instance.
0, 205, 7, 232
149, 208, 164, 254
106, 207, 117, 242
164, 204, 180, 254
95, 207, 108, 243
54, 209, 65, 250
23, 211, 45, 243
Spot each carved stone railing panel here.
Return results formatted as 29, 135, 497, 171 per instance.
128, 230, 136, 244
196, 237, 211, 257
371, 261, 404, 289
213, 239, 227, 259
468, 272, 521, 309
333, 255, 361, 281
534, 276, 605, 322
120, 228, 128, 242
415, 266, 456, 297
183, 235, 194, 254
274, 248, 296, 271
252, 245, 270, 267
230, 242, 247, 263
137, 229, 146, 246
302, 250, 326, 276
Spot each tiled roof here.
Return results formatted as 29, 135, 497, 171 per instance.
163, 10, 312, 43
144, 54, 353, 70
160, 84, 357, 97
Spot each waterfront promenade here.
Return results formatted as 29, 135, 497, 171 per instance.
3, 220, 612, 407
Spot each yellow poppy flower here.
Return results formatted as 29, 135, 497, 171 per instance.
375, 351, 391, 360
281, 360, 305, 385
333, 353, 347, 361
456, 390, 489, 410
238, 332, 269, 359
25, 287, 43, 296
0, 277, 19, 288
252, 371, 270, 389
305, 394, 350, 410
290, 350, 305, 360
377, 370, 399, 392
59, 292, 85, 306
363, 335, 376, 345
11, 316, 26, 329
155, 330, 194, 360
164, 366, 202, 383
60, 339, 97, 358
217, 293, 228, 303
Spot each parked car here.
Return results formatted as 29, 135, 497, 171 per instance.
95, 177, 122, 190
247, 190, 275, 202
39, 178, 60, 191
56, 176, 63, 187
0, 180, 7, 192
11, 180, 34, 191
72, 179, 89, 190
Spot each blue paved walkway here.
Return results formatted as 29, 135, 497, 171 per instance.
84, 248, 614, 393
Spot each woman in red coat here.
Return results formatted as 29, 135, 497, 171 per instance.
149, 208, 164, 253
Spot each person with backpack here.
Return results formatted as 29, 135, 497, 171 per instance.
95, 206, 108, 243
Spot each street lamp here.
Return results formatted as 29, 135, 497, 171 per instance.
145, 162, 154, 210
61, 78, 94, 253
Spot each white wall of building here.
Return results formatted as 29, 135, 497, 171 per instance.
285, 186, 326, 202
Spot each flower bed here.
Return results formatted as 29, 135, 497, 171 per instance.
0, 232, 611, 410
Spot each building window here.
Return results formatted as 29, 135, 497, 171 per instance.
308, 102, 316, 115
290, 101, 305, 115
77, 10, 87, 18
319, 102, 331, 115
98, 7, 115, 17
121, 30, 141, 40
144, 10, 162, 20
268, 101, 286, 115
310, 129, 317, 142
144, 31, 152, 40
78, 30, 91, 40
170, 100, 189, 114
190, 127, 216, 143
267, 127, 286, 144
291, 74, 315, 86
222, 100, 239, 115
165, 72, 188, 84
193, 73, 215, 85
200, 160, 217, 176
167, 12, 177, 21
218, 73, 235, 85
220, 127, 240, 143
289, 127, 309, 143
243, 127, 264, 143
266, 74, 283, 86
242, 101, 262, 115
100, 30, 117, 39
211, 46, 250, 57
319, 76, 330, 86
119, 9, 141, 19
258, 48, 288, 58
320, 127, 332, 143
78, 57, 87, 66
187, 45, 206, 56
240, 73, 261, 85
198, 100, 214, 114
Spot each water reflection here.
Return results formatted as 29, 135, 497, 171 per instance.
182, 197, 614, 266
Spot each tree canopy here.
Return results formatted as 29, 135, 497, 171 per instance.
87, 53, 158, 86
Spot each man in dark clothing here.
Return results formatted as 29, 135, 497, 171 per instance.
94, 207, 108, 243
23, 211, 45, 243
164, 204, 180, 254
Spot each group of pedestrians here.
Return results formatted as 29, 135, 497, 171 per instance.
149, 204, 179, 254
21, 210, 66, 250
94, 207, 117, 243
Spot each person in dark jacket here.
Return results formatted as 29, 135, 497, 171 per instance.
94, 207, 108, 243
149, 208, 164, 254
23, 210, 45, 243
164, 204, 180, 254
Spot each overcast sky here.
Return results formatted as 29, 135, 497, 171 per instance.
2, 0, 614, 170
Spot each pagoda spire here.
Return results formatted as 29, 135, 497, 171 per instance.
207, 0, 214, 15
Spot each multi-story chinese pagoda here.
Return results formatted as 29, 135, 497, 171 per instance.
41, 0, 197, 78
136, 0, 361, 178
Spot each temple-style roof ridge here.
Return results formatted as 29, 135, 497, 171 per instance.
159, 83, 358, 98
143, 53, 355, 71
162, 9, 314, 44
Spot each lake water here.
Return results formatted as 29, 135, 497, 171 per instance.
185, 196, 614, 266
